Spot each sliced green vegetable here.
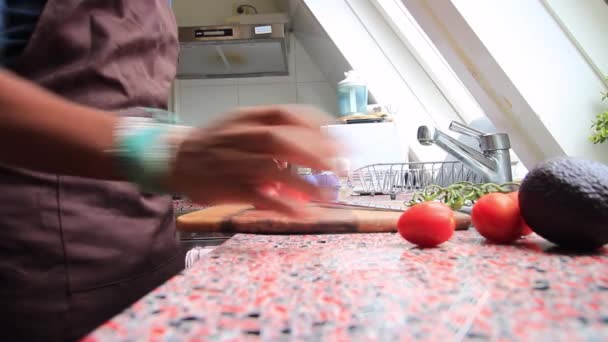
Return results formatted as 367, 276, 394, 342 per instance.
405, 182, 520, 210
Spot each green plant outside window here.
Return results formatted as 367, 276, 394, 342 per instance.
590, 76, 608, 145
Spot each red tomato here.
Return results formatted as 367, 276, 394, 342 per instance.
280, 188, 310, 202
397, 202, 455, 248
259, 182, 310, 201
277, 183, 311, 203
259, 182, 280, 198
507, 191, 533, 236
254, 183, 279, 210
472, 192, 523, 243
255, 182, 311, 210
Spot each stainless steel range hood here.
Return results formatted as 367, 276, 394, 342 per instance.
177, 23, 289, 79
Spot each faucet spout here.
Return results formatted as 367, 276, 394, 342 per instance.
417, 124, 512, 184
433, 128, 497, 173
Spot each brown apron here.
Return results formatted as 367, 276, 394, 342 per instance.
0, 1, 183, 341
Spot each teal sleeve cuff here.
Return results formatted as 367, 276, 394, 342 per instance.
113, 115, 192, 194
116, 124, 172, 193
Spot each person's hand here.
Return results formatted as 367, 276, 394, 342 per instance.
167, 105, 339, 215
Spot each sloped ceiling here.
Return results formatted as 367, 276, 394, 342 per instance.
273, 0, 299, 19
274, 0, 351, 88
273, 0, 291, 13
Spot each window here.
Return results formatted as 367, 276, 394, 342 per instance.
398, 0, 608, 166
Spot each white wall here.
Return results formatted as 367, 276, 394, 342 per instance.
544, 0, 608, 77
174, 34, 339, 126
173, 0, 280, 26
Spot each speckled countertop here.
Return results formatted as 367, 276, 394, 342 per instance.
85, 230, 608, 341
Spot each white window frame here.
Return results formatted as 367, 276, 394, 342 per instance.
370, 0, 486, 127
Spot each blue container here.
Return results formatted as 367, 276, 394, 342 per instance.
337, 70, 368, 116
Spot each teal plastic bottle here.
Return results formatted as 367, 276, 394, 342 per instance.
337, 70, 368, 117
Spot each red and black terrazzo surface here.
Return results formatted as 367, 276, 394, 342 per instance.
85, 229, 608, 341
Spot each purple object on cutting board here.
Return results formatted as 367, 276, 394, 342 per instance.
315, 172, 340, 201
301, 174, 318, 186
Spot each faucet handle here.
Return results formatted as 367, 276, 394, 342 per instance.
449, 121, 485, 138
449, 121, 511, 151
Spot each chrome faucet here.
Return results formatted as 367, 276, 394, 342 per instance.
417, 121, 512, 184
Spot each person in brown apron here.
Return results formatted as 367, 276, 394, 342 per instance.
0, 1, 337, 341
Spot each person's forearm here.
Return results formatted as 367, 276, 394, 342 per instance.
0, 69, 123, 180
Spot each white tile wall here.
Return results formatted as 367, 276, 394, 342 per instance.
175, 34, 339, 126
296, 82, 337, 113
178, 85, 239, 125
238, 83, 298, 107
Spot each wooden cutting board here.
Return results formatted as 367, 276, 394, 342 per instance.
176, 204, 471, 234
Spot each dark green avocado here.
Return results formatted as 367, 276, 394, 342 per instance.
519, 157, 608, 250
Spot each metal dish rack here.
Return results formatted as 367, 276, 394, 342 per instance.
349, 161, 483, 195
